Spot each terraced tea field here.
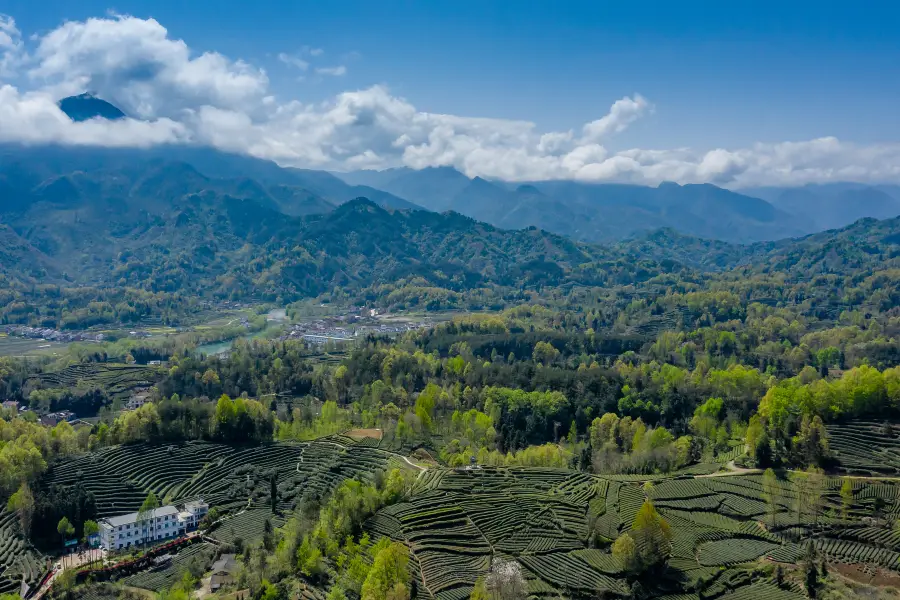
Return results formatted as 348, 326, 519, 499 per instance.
123, 542, 216, 591
31, 363, 160, 400
40, 435, 416, 521
0, 510, 45, 595
41, 427, 900, 600
827, 420, 900, 475
365, 467, 900, 600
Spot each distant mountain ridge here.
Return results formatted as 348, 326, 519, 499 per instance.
0, 144, 422, 213
1, 140, 899, 309
619, 215, 900, 277
739, 183, 900, 231
0, 168, 659, 301
336, 167, 900, 244
334, 167, 805, 243
50, 95, 900, 245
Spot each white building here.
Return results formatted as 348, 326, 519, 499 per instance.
179, 500, 210, 531
98, 500, 209, 551
125, 391, 152, 411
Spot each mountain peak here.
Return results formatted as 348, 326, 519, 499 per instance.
58, 94, 127, 122
515, 184, 543, 195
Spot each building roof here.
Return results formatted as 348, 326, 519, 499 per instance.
100, 505, 180, 528
211, 554, 238, 574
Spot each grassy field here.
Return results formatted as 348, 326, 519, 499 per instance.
0, 334, 83, 357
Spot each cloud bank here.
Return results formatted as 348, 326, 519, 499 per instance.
2, 13, 899, 188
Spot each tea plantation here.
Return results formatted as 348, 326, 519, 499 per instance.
826, 420, 900, 475
40, 435, 416, 520
0, 509, 45, 595
31, 363, 159, 401
38, 428, 900, 600
362, 467, 900, 600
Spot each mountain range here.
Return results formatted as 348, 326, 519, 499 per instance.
0, 143, 657, 301
336, 166, 900, 244
0, 94, 897, 308
45, 94, 900, 246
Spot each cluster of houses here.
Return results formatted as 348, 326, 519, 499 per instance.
2, 400, 75, 423
279, 314, 432, 345
1, 400, 78, 426
124, 389, 153, 411
98, 499, 209, 551
3, 325, 105, 343
39, 410, 77, 427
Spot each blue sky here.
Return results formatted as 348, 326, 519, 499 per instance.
7, 0, 900, 149
2, 1, 899, 185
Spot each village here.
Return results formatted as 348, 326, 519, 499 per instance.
278, 310, 434, 344
3, 325, 107, 343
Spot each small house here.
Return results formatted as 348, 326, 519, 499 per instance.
210, 554, 238, 590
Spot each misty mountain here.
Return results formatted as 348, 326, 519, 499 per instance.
739, 183, 900, 231
0, 144, 421, 213
336, 167, 804, 243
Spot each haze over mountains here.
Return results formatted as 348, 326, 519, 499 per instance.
336, 166, 900, 243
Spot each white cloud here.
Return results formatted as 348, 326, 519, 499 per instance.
582, 94, 650, 141
315, 65, 346, 76
277, 52, 308, 71
0, 13, 899, 188
0, 84, 188, 146
28, 15, 268, 119
308, 47, 324, 57
0, 14, 23, 78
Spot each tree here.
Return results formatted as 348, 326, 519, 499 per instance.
57, 516, 75, 550
795, 416, 829, 467
591, 413, 619, 449
334, 365, 349, 403
840, 478, 853, 520
532, 341, 560, 367
803, 542, 819, 598
762, 468, 779, 527
566, 420, 578, 446
137, 492, 160, 546
414, 384, 439, 432
483, 559, 527, 600
631, 500, 672, 571
54, 568, 76, 600
296, 537, 324, 580
612, 533, 638, 574
361, 542, 410, 600
793, 467, 825, 526
6, 482, 34, 536
263, 518, 274, 552
270, 472, 279, 514
470, 577, 488, 600
83, 520, 99, 565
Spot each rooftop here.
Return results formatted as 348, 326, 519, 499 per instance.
100, 505, 180, 528
212, 554, 238, 574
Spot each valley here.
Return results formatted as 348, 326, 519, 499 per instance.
1, 108, 900, 600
